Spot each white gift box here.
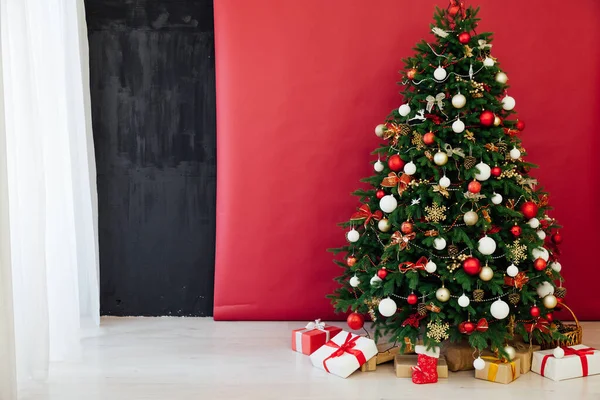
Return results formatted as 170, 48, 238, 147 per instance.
532, 345, 600, 381
309, 331, 378, 378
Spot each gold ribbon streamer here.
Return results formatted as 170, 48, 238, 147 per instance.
444, 143, 465, 158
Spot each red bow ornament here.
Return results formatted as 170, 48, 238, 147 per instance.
398, 256, 428, 273
504, 272, 529, 290
459, 318, 489, 335
322, 332, 367, 373
402, 313, 426, 328
524, 318, 550, 334
389, 231, 416, 251
381, 172, 412, 196
351, 204, 383, 227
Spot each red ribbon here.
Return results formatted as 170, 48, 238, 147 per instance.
381, 173, 411, 195
402, 313, 425, 328
504, 272, 529, 290
398, 256, 428, 273
389, 231, 416, 251
351, 204, 383, 227
524, 318, 550, 334
541, 347, 596, 378
459, 318, 489, 335
322, 332, 367, 373
424, 114, 443, 125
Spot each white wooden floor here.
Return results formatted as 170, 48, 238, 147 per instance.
19, 318, 600, 400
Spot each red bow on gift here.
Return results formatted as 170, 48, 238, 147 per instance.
381, 173, 411, 196
504, 272, 529, 290
389, 231, 416, 251
402, 313, 426, 328
399, 256, 428, 273
524, 318, 550, 334
351, 204, 383, 227
322, 332, 367, 373
459, 318, 489, 335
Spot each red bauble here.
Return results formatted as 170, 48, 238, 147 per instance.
520, 201, 539, 219
480, 111, 495, 127
552, 233, 563, 244
376, 189, 385, 200
533, 258, 547, 271
423, 132, 436, 145
347, 312, 365, 330
407, 68, 417, 80
510, 225, 522, 237
346, 256, 357, 267
491, 166, 502, 177
516, 120, 525, 131
463, 257, 482, 276
401, 221, 414, 234
463, 321, 475, 333
546, 313, 554, 322
458, 32, 471, 44
468, 180, 482, 194
407, 293, 418, 305
530, 306, 541, 318
377, 268, 388, 279
388, 155, 405, 172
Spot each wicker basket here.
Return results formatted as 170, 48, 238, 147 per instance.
540, 303, 583, 350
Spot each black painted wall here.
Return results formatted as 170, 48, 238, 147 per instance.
85, 0, 216, 316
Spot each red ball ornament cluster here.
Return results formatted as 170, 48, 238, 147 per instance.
491, 166, 502, 177
376, 189, 385, 200
510, 225, 522, 237
388, 154, 405, 172
468, 180, 482, 194
516, 120, 526, 131
480, 111, 495, 127
458, 32, 471, 44
520, 201, 539, 219
423, 132, 435, 145
533, 258, 547, 271
552, 232, 563, 244
347, 312, 364, 330
407, 293, 418, 305
377, 268, 388, 279
463, 257, 482, 275
530, 306, 541, 318
461, 321, 475, 333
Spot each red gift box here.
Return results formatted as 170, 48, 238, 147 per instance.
292, 320, 342, 355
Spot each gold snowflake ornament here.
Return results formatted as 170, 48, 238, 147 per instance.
427, 320, 450, 342
412, 131, 425, 150
507, 239, 527, 264
425, 203, 447, 223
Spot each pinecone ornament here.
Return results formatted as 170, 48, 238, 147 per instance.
555, 287, 567, 298
508, 293, 520, 305
464, 156, 477, 169
447, 244, 459, 258
473, 289, 484, 302
418, 303, 427, 316
496, 141, 508, 153
400, 124, 411, 136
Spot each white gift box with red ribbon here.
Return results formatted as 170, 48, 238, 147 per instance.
309, 331, 378, 378
532, 345, 600, 381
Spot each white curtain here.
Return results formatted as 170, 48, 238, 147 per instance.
0, 0, 99, 396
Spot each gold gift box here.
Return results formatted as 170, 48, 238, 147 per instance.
475, 358, 520, 384
394, 355, 448, 378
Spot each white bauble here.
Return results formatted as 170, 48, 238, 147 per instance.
506, 264, 519, 277
370, 275, 382, 286
379, 195, 398, 213
433, 237, 447, 250
550, 261, 562, 272
502, 95, 516, 111
536, 281, 555, 298
532, 247, 550, 262
490, 299, 510, 320
478, 236, 497, 255
375, 124, 386, 138
378, 297, 397, 317
452, 93, 467, 109
433, 151, 449, 166
473, 357, 486, 370
399, 104, 411, 117
553, 346, 565, 359
528, 218, 540, 229
537, 230, 547, 240
474, 162, 491, 181
543, 294, 558, 309
439, 175, 451, 188
504, 345, 516, 361
496, 71, 508, 84
404, 161, 417, 176
452, 118, 465, 133
464, 211, 479, 226
378, 218, 391, 233
483, 57, 495, 67
425, 261, 437, 273
434, 67, 447, 81
479, 266, 494, 282
374, 160, 385, 172
347, 228, 360, 243
491, 193, 503, 205
510, 147, 521, 160
350, 276, 360, 288
458, 294, 470, 308
436, 287, 451, 302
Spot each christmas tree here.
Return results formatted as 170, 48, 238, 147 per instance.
330, 2, 566, 363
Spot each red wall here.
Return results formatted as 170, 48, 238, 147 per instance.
214, 0, 600, 321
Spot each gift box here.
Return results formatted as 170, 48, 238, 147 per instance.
532, 345, 600, 381
360, 339, 419, 372
443, 340, 475, 372
394, 354, 448, 378
310, 331, 378, 378
475, 357, 520, 384
513, 343, 541, 374
291, 319, 342, 355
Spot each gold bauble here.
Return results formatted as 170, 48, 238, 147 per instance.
543, 294, 558, 309
433, 151, 449, 166
464, 211, 479, 226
